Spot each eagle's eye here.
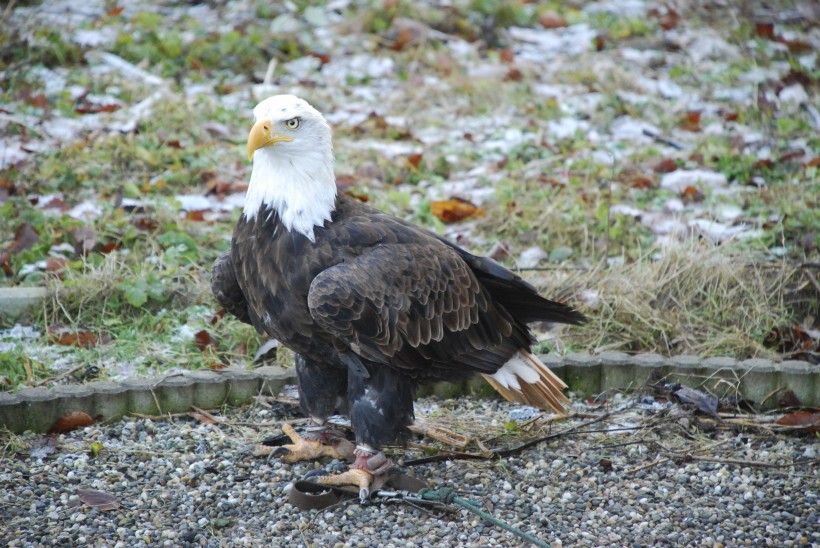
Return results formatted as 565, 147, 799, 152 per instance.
285, 118, 300, 130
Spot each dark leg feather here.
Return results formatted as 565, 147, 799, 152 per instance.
296, 354, 348, 422
347, 362, 415, 451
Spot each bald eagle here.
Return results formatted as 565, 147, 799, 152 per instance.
212, 95, 586, 492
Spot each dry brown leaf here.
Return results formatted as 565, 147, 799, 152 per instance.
77, 489, 120, 511
406, 153, 423, 169
679, 111, 701, 132
538, 11, 568, 29
195, 329, 214, 351
430, 198, 483, 223
680, 186, 705, 203
45, 257, 69, 272
652, 158, 677, 173
51, 411, 94, 433
52, 330, 97, 348
776, 411, 820, 434
72, 226, 98, 255
11, 223, 40, 254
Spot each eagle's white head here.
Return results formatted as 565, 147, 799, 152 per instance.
244, 94, 336, 242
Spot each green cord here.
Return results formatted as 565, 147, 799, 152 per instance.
418, 488, 550, 548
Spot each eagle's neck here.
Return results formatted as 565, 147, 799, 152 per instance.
243, 149, 337, 242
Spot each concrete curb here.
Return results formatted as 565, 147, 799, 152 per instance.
1, 354, 817, 434
0, 366, 296, 434
0, 286, 48, 321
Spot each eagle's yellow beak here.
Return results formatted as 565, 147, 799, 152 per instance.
247, 120, 294, 161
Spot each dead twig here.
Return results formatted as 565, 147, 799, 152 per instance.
31, 363, 85, 387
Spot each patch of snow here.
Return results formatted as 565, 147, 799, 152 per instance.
0, 139, 29, 168
682, 31, 740, 62
778, 84, 808, 104
716, 205, 743, 222
517, 246, 548, 268
282, 56, 322, 79
509, 24, 597, 62
343, 139, 422, 158
73, 28, 116, 47
175, 195, 213, 212
68, 201, 103, 220
584, 0, 647, 16
545, 117, 590, 140
663, 198, 685, 213
660, 169, 728, 192
619, 48, 662, 67
0, 325, 41, 340
610, 204, 642, 217
608, 116, 659, 143
688, 219, 754, 243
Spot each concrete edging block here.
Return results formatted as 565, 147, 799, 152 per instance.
778, 360, 817, 408
157, 376, 195, 414
87, 381, 129, 423
738, 359, 778, 408
186, 371, 229, 409
16, 387, 61, 433
222, 370, 262, 405
121, 378, 162, 417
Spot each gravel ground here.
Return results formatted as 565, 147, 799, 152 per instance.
1, 392, 818, 547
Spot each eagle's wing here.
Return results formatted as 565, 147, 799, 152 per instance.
307, 239, 524, 376
211, 250, 253, 325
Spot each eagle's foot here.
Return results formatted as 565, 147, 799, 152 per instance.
272, 423, 354, 463
306, 446, 394, 501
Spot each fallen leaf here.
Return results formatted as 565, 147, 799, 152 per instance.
672, 385, 719, 418
406, 153, 423, 169
100, 242, 120, 254
30, 436, 57, 459
106, 5, 124, 17
74, 102, 122, 115
505, 67, 523, 82
680, 185, 705, 203
430, 198, 483, 223
76, 489, 120, 511
195, 329, 214, 351
51, 411, 94, 433
189, 412, 218, 425
185, 210, 208, 222
653, 158, 678, 173
679, 111, 701, 132
50, 327, 98, 348
72, 226, 98, 254
538, 11, 568, 29
754, 22, 775, 40
775, 411, 820, 434
648, 7, 679, 30
308, 51, 331, 65
11, 223, 40, 254
630, 175, 654, 189
499, 47, 515, 63
45, 257, 69, 272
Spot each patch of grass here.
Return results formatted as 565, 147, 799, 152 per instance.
532, 241, 808, 358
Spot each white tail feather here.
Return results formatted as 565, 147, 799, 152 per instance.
483, 350, 569, 414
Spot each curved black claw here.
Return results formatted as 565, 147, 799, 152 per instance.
303, 469, 329, 480
271, 447, 292, 458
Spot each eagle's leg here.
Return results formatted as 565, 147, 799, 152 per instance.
311, 362, 415, 499
272, 354, 352, 464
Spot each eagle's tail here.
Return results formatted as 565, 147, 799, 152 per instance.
482, 350, 569, 414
